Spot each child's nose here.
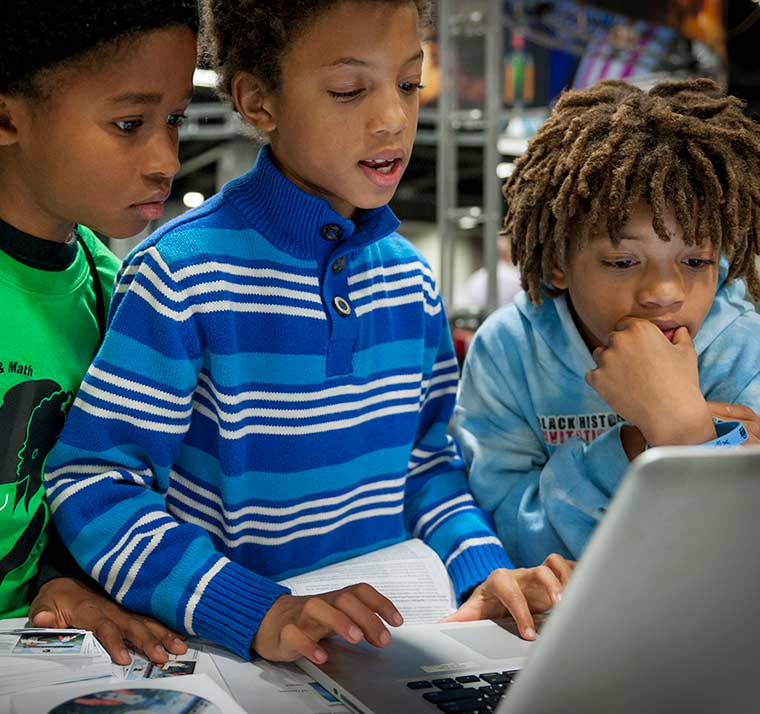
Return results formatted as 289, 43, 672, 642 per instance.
637, 267, 686, 308
143, 129, 180, 180
369, 86, 409, 136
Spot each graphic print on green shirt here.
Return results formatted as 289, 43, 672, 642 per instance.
0, 379, 75, 614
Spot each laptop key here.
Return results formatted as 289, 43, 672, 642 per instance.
436, 701, 491, 713
407, 680, 433, 689
478, 684, 504, 697
423, 688, 482, 704
455, 675, 481, 684
432, 678, 463, 690
480, 672, 512, 685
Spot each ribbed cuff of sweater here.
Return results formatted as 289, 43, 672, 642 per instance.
447, 541, 515, 603
190, 560, 291, 660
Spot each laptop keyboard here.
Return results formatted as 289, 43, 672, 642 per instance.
406, 669, 518, 712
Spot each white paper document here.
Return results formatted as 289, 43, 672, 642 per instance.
208, 645, 351, 714
279, 538, 458, 625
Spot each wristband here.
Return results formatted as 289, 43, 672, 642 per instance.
701, 419, 748, 447
643, 419, 748, 450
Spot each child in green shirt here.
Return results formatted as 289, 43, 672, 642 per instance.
0, 0, 199, 665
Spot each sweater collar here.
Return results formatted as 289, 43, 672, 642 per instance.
221, 146, 401, 260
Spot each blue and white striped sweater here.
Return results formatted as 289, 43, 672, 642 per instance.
45, 147, 512, 659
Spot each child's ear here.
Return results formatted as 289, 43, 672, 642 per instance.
551, 266, 568, 290
0, 95, 21, 145
231, 72, 276, 133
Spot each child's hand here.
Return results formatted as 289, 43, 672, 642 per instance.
707, 401, 760, 445
254, 585, 403, 664
442, 554, 574, 640
28, 577, 187, 665
586, 319, 714, 447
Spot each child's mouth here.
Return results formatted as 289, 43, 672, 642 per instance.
359, 158, 403, 188
655, 325, 684, 343
360, 159, 397, 174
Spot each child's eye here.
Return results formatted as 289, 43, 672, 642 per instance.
602, 259, 638, 269
167, 113, 187, 128
328, 88, 365, 101
682, 257, 715, 269
114, 119, 143, 133
399, 82, 424, 93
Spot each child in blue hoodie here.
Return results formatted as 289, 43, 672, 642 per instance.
454, 78, 760, 566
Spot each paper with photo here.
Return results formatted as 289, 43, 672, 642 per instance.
0, 629, 103, 657
112, 640, 227, 689
9, 673, 246, 714
0, 628, 111, 695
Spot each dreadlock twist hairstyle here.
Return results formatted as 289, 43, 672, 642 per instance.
201, 0, 433, 100
503, 78, 760, 303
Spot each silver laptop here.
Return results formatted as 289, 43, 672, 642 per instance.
298, 446, 760, 714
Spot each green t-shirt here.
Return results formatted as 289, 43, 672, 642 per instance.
0, 222, 118, 617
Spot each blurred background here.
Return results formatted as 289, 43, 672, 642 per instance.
110, 0, 760, 364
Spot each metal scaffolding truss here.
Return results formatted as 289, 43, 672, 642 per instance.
436, 0, 507, 311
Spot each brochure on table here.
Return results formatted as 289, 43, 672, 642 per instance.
10, 673, 245, 714
0, 616, 348, 714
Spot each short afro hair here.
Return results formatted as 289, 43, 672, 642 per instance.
1, 0, 198, 95
200, 0, 432, 100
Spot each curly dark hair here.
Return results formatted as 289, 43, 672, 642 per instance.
503, 78, 760, 303
200, 0, 433, 100
2, 0, 198, 98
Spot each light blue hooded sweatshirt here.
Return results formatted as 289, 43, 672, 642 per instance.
454, 267, 760, 566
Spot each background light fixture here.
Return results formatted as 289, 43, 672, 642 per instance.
183, 191, 205, 209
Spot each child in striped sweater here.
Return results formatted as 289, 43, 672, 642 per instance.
45, 0, 572, 664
